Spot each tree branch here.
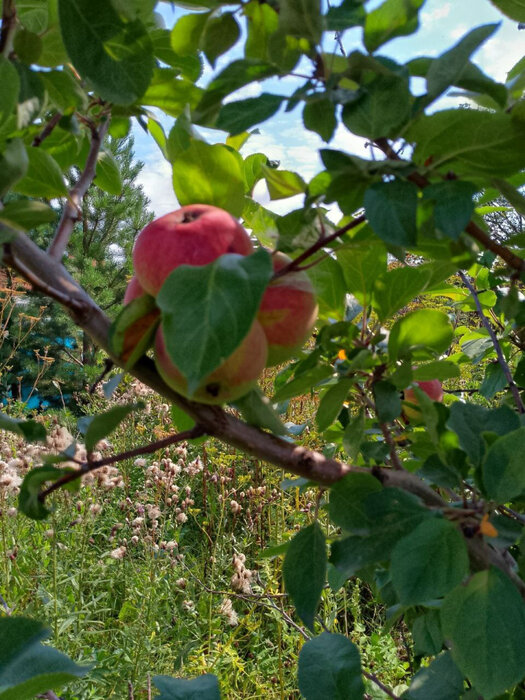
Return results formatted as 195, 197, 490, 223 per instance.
459, 271, 525, 413
39, 426, 206, 500
0, 0, 16, 57
47, 118, 110, 261
373, 138, 525, 274
32, 113, 63, 148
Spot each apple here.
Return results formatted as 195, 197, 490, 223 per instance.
403, 378, 444, 422
257, 252, 318, 366
154, 321, 268, 404
123, 275, 146, 304
133, 204, 254, 296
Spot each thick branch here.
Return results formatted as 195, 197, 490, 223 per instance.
373, 138, 525, 274
47, 118, 110, 261
459, 271, 525, 413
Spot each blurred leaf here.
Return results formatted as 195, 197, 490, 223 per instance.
0, 139, 29, 198
373, 380, 402, 422
13, 147, 67, 198
390, 519, 469, 605
0, 57, 19, 126
108, 293, 159, 368
364, 180, 418, 246
279, 0, 322, 44
0, 200, 56, 231
59, 0, 154, 104
40, 70, 87, 112
422, 181, 478, 239
298, 633, 364, 699
141, 70, 203, 118
14, 28, 43, 64
306, 256, 347, 320
84, 404, 140, 453
483, 426, 525, 501
317, 378, 354, 432
153, 673, 220, 699
202, 13, 240, 67
342, 409, 366, 461
404, 651, 463, 700
303, 98, 336, 142
0, 617, 90, 698
412, 610, 443, 657
172, 140, 245, 216
388, 309, 453, 361
364, 0, 424, 52
337, 244, 387, 306
479, 362, 507, 400
232, 388, 288, 435
441, 568, 525, 699
0, 412, 46, 441
95, 150, 122, 195
157, 250, 272, 395
244, 1, 279, 60
262, 164, 306, 200
18, 466, 75, 520
283, 522, 326, 630
216, 94, 283, 135
488, 0, 525, 21
170, 12, 210, 56
342, 75, 411, 139
273, 365, 334, 402
328, 473, 382, 533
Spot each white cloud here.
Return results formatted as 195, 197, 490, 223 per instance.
136, 155, 178, 217
421, 2, 452, 25
478, 31, 524, 82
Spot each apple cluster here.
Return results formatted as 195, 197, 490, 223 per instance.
124, 204, 318, 404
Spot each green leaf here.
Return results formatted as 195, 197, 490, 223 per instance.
243, 153, 270, 193
216, 94, 283, 135
95, 150, 122, 195
150, 29, 203, 81
141, 70, 203, 118
342, 410, 365, 461
328, 472, 383, 533
0, 57, 20, 126
447, 403, 519, 467
408, 110, 525, 178
202, 13, 240, 67
17, 0, 48, 33
273, 365, 335, 402
364, 0, 424, 53
15, 61, 44, 128
492, 177, 525, 216
489, 0, 525, 21
0, 139, 29, 199
479, 361, 507, 400
405, 651, 464, 700
306, 256, 347, 320
38, 24, 69, 67
364, 180, 418, 247
365, 488, 433, 543
337, 244, 387, 306
170, 404, 196, 433
390, 519, 469, 605
0, 412, 46, 441
84, 404, 140, 453
330, 533, 388, 579
303, 98, 337, 142
0, 200, 56, 231
0, 617, 90, 699
262, 164, 306, 200
40, 70, 87, 112
422, 181, 478, 240
14, 28, 42, 64
157, 250, 272, 396
373, 380, 402, 422
342, 75, 411, 139
389, 309, 453, 361
58, 0, 154, 104
13, 147, 67, 198
413, 361, 459, 382
441, 568, 525, 699
425, 25, 498, 104
170, 12, 210, 56
244, 1, 279, 61
283, 522, 326, 630
316, 378, 353, 432
325, 0, 366, 31
232, 388, 288, 435
412, 610, 443, 657
483, 426, 525, 502
18, 466, 73, 520
298, 632, 364, 700
279, 0, 322, 45
172, 140, 245, 217
153, 674, 220, 700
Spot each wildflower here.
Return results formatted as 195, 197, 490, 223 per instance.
220, 598, 239, 626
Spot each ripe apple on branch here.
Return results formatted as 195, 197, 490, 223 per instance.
118, 204, 318, 404
403, 377, 444, 423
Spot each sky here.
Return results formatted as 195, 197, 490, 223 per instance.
132, 0, 525, 218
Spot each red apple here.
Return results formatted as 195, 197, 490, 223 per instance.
133, 204, 254, 296
123, 276, 145, 304
154, 321, 268, 404
403, 378, 444, 422
257, 252, 318, 366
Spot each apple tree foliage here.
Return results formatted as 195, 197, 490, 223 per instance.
1, 0, 525, 697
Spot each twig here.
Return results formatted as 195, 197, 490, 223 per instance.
89, 358, 115, 394
38, 426, 206, 501
47, 117, 110, 261
0, 0, 16, 57
379, 422, 404, 471
32, 113, 63, 148
373, 138, 525, 275
363, 671, 399, 699
459, 271, 525, 413
272, 214, 366, 280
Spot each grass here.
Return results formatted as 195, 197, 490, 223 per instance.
0, 377, 410, 699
